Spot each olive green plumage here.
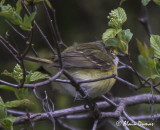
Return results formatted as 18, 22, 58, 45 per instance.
25, 41, 118, 99
51, 41, 118, 99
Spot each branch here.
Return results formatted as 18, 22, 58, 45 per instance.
0, 70, 63, 88
0, 36, 20, 64
119, 61, 160, 93
138, 4, 152, 36
11, 94, 160, 124
5, 20, 27, 39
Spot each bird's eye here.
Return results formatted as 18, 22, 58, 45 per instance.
110, 50, 114, 54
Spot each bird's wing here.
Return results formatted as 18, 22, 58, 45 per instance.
50, 42, 114, 70
61, 47, 113, 70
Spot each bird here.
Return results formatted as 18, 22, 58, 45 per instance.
25, 41, 119, 99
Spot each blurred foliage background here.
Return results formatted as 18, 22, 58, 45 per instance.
0, 0, 160, 129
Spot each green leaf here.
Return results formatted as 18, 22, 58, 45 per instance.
155, 60, 160, 75
119, 0, 127, 5
102, 7, 130, 54
0, 99, 33, 108
0, 0, 36, 31
141, 0, 151, 6
104, 38, 120, 48
118, 29, 133, 43
2, 64, 23, 83
153, 0, 160, 5
45, 0, 53, 9
0, 1, 23, 25
102, 28, 121, 43
0, 85, 16, 91
108, 7, 127, 29
150, 74, 160, 79
150, 35, 160, 59
2, 65, 48, 84
148, 59, 155, 70
0, 0, 5, 5
20, 12, 36, 31
24, 0, 43, 5
15, 88, 29, 99
2, 70, 14, 78
0, 97, 7, 119
29, 71, 49, 82
117, 29, 133, 53
4, 117, 16, 124
138, 55, 154, 73
104, 29, 132, 53
24, 0, 33, 5
138, 55, 149, 68
1, 119, 13, 129
136, 39, 152, 58
0, 116, 16, 129
16, 0, 22, 14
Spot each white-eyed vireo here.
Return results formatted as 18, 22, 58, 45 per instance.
25, 41, 119, 99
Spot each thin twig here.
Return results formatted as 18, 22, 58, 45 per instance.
115, 75, 138, 89
5, 20, 27, 39
0, 37, 20, 64
123, 111, 149, 130
101, 95, 118, 107
126, 54, 143, 86
119, 116, 130, 130
138, 4, 152, 36
21, 0, 56, 55
92, 119, 99, 130
57, 119, 78, 130
42, 1, 66, 48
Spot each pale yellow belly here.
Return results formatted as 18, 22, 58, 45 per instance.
62, 67, 117, 99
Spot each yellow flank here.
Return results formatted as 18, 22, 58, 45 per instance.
64, 65, 117, 98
